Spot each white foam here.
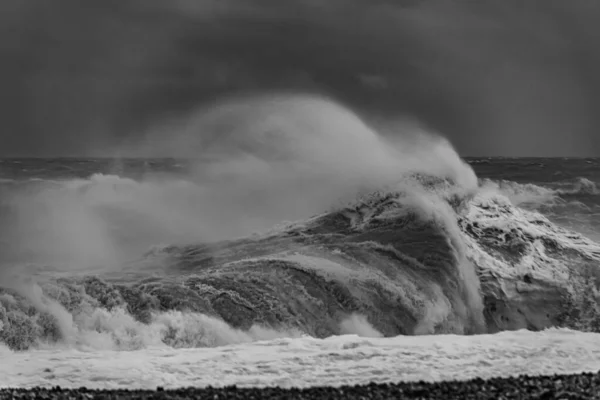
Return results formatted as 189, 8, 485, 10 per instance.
339, 314, 383, 338
1, 329, 599, 389
480, 179, 558, 207
464, 189, 600, 284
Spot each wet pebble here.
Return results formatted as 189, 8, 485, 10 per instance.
2, 372, 600, 399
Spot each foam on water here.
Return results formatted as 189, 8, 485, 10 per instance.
1, 329, 600, 389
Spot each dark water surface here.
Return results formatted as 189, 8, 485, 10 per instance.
2, 156, 600, 182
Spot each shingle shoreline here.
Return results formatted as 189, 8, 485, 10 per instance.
2, 372, 600, 399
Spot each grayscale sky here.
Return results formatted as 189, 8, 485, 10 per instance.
1, 0, 600, 157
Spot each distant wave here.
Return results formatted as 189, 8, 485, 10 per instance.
479, 179, 558, 207
558, 177, 600, 196
482, 176, 596, 202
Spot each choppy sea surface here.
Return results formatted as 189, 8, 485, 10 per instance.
2, 156, 600, 388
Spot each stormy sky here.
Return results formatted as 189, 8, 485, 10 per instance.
2, 0, 600, 157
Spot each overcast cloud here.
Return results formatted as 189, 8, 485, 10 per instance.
1, 0, 600, 156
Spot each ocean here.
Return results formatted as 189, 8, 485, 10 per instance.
2, 154, 600, 389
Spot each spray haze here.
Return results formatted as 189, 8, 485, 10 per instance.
1, 94, 476, 272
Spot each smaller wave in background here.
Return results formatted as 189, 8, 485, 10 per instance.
480, 176, 600, 240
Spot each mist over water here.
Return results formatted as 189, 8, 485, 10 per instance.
1, 94, 476, 269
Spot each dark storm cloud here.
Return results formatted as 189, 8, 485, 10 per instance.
2, 0, 600, 156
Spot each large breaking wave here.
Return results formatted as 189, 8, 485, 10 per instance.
1, 95, 598, 351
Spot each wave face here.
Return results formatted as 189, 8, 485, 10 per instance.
1, 97, 600, 351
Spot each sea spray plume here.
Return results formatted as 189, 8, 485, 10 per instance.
127, 94, 479, 235
1, 182, 121, 269
378, 120, 478, 191
0, 95, 481, 270
0, 94, 474, 260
